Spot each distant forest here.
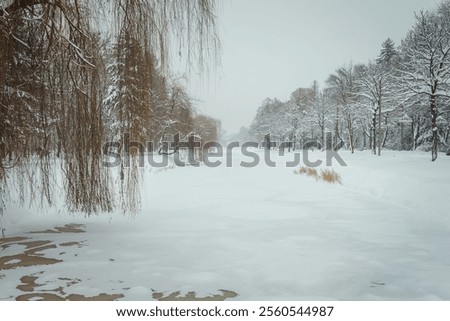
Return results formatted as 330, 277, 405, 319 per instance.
246, 1, 450, 161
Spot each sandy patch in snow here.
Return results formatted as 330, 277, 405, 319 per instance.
16, 292, 124, 301
29, 223, 85, 234
152, 290, 238, 301
0, 237, 61, 270
0, 224, 124, 301
1, 223, 236, 301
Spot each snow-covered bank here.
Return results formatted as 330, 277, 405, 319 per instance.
1, 150, 450, 300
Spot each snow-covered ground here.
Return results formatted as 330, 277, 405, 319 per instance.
1, 149, 450, 300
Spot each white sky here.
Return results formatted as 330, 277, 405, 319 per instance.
173, 0, 443, 134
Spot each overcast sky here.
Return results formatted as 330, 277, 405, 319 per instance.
173, 0, 443, 134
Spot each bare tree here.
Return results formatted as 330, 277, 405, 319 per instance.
356, 62, 393, 156
308, 81, 332, 150
399, 10, 450, 161
326, 65, 361, 153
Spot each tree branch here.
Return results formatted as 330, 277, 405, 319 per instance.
2, 0, 45, 15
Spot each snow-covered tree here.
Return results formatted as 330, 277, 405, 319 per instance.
288, 87, 315, 146
159, 82, 195, 140
356, 60, 395, 155
305, 81, 333, 149
377, 38, 399, 67
399, 9, 450, 161
326, 64, 363, 153
193, 115, 220, 144
249, 98, 288, 143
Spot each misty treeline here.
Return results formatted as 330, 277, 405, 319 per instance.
248, 1, 450, 161
0, 0, 220, 214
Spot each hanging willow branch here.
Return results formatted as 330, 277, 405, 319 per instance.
0, 0, 221, 214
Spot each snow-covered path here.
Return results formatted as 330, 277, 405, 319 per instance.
1, 150, 450, 300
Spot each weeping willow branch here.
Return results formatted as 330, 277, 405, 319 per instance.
0, 0, 221, 214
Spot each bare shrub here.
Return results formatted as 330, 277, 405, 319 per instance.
306, 167, 319, 179
320, 168, 342, 184
296, 167, 342, 184
296, 166, 318, 180
297, 167, 308, 175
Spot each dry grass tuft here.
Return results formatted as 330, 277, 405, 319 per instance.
296, 167, 342, 184
298, 167, 308, 175
320, 168, 342, 184
296, 166, 318, 179
306, 167, 319, 179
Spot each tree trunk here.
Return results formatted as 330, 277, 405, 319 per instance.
412, 117, 419, 150
430, 92, 438, 161
382, 128, 388, 148
334, 105, 340, 149
321, 125, 325, 151
363, 129, 367, 150
377, 97, 382, 156
372, 109, 377, 155
400, 122, 404, 151
347, 118, 354, 153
